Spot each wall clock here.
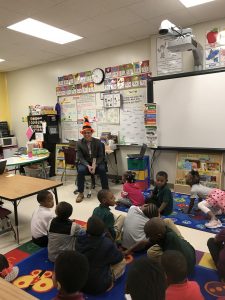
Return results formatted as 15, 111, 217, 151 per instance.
92, 68, 105, 84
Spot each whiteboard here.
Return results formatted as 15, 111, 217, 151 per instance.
153, 71, 225, 149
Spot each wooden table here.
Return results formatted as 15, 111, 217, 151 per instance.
0, 277, 38, 300
0, 174, 63, 244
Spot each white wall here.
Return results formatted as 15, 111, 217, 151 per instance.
6, 39, 151, 177
6, 17, 225, 185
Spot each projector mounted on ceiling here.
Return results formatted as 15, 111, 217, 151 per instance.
159, 19, 203, 70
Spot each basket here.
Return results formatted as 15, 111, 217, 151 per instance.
24, 166, 43, 178
24, 165, 51, 178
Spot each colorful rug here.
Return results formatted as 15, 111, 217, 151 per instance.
11, 247, 224, 300
13, 248, 56, 300
115, 192, 225, 233
5, 240, 42, 265
4, 219, 86, 266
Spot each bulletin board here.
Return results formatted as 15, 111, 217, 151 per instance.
59, 87, 147, 145
57, 60, 150, 145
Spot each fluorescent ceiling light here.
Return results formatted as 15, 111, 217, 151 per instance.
7, 18, 83, 44
179, 0, 215, 7
0, 59, 5, 63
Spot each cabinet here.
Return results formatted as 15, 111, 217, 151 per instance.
27, 114, 60, 177
127, 155, 150, 191
174, 152, 223, 194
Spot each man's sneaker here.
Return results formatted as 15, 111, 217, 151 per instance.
205, 219, 222, 229
76, 193, 84, 203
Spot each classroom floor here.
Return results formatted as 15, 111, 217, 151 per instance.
0, 176, 215, 254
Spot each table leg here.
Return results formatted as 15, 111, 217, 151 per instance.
13, 200, 20, 244
53, 188, 59, 205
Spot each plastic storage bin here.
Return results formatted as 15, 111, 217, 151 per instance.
127, 156, 150, 191
24, 166, 42, 178
127, 158, 148, 170
24, 165, 50, 178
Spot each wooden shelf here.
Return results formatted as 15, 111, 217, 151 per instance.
174, 151, 223, 194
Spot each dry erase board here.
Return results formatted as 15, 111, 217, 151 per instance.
153, 70, 225, 149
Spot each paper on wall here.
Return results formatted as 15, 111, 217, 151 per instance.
120, 109, 146, 145
97, 108, 120, 124
59, 96, 77, 122
121, 88, 147, 110
61, 121, 79, 142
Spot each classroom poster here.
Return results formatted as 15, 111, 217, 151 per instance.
59, 96, 77, 122
61, 122, 78, 143
76, 94, 96, 111
145, 126, 158, 148
96, 108, 120, 124
121, 88, 147, 110
120, 109, 146, 145
157, 37, 183, 75
76, 93, 96, 122
205, 47, 220, 69
205, 26, 225, 69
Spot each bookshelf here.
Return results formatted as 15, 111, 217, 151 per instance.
174, 152, 223, 194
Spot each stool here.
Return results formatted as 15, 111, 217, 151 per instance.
74, 174, 96, 198
85, 174, 96, 198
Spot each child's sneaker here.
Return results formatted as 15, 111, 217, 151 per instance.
205, 219, 222, 229
211, 207, 222, 215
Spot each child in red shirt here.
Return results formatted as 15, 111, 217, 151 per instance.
117, 171, 145, 207
161, 250, 204, 300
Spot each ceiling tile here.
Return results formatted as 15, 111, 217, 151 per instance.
91, 7, 143, 30
129, 0, 184, 20
32, 0, 108, 29
0, 0, 62, 15
119, 20, 155, 39
91, 29, 134, 47
188, 0, 225, 23
0, 7, 25, 27
101, 0, 144, 11
66, 19, 112, 38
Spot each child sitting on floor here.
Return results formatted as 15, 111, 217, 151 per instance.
207, 228, 225, 281
186, 170, 225, 228
75, 216, 126, 295
146, 171, 173, 216
48, 201, 82, 262
161, 250, 204, 300
122, 203, 182, 251
125, 256, 166, 300
117, 171, 145, 207
144, 217, 196, 275
31, 190, 54, 247
93, 189, 125, 240
0, 254, 19, 282
53, 250, 89, 300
